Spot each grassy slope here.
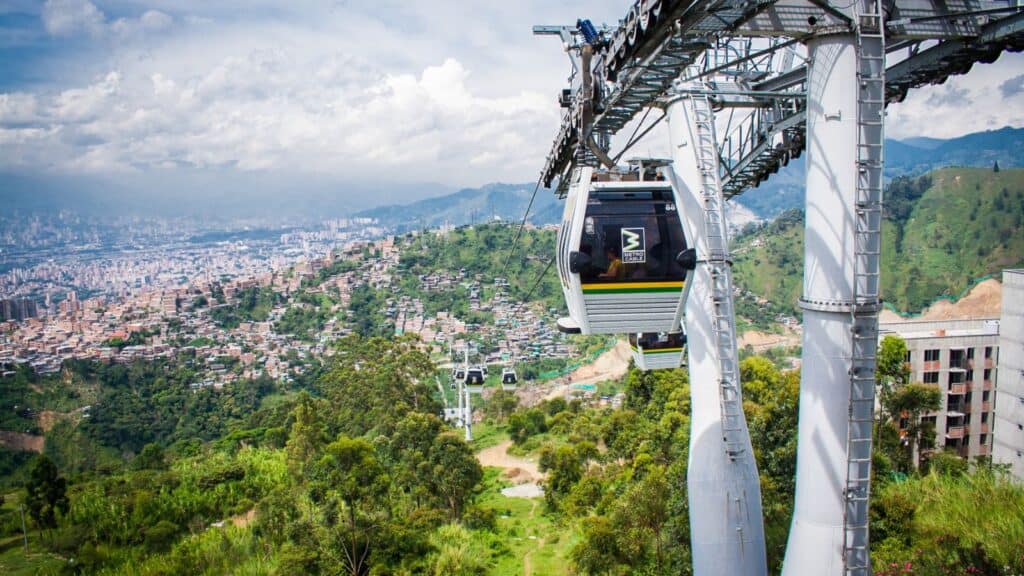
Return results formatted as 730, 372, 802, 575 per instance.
881, 167, 1024, 311
732, 167, 1024, 315
475, 468, 579, 575
732, 212, 805, 317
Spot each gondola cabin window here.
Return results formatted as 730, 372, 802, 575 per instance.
576, 189, 687, 284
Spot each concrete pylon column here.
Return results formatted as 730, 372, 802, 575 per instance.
666, 96, 767, 576
782, 32, 860, 576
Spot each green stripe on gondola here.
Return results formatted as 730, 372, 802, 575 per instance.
582, 283, 684, 295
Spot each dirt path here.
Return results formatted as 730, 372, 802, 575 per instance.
477, 440, 542, 483
522, 500, 544, 576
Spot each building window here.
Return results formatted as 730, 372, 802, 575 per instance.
948, 371, 965, 385
980, 434, 988, 445
904, 350, 912, 363
985, 346, 993, 359
967, 347, 975, 359
950, 349, 965, 369
982, 390, 990, 402
924, 372, 939, 384
925, 349, 940, 362
981, 412, 989, 423
984, 368, 992, 381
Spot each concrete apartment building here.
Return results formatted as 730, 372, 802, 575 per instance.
879, 318, 1000, 462
994, 269, 1024, 481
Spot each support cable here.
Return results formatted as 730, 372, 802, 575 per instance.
500, 173, 545, 279
612, 111, 668, 164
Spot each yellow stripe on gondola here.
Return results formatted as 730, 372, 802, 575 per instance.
582, 281, 684, 294
630, 346, 684, 354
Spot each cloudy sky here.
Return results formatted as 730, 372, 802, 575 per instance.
1, 0, 1022, 211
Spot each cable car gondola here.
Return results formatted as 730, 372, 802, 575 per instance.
629, 331, 687, 371
501, 367, 518, 390
465, 366, 485, 393
454, 367, 466, 382
556, 160, 696, 335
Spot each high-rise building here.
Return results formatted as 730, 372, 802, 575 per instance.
0, 298, 38, 322
994, 269, 1024, 481
879, 318, 1000, 462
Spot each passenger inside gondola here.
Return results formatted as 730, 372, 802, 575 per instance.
599, 246, 624, 279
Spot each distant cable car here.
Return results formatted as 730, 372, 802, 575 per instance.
629, 331, 687, 371
465, 367, 485, 393
454, 367, 466, 382
465, 367, 485, 385
501, 367, 518, 390
556, 160, 696, 335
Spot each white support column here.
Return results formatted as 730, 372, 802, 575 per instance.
782, 33, 860, 576
666, 96, 767, 576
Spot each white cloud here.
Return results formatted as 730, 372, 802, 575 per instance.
41, 0, 172, 39
41, 0, 104, 37
0, 49, 556, 183
9, 1, 1024, 190
886, 52, 1024, 140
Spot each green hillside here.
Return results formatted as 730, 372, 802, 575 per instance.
732, 210, 805, 326
732, 167, 1024, 316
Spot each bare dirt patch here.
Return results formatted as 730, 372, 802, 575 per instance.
37, 411, 61, 433
738, 330, 799, 352
0, 431, 44, 453
477, 440, 543, 484
880, 278, 1002, 322
521, 340, 632, 405
230, 509, 256, 528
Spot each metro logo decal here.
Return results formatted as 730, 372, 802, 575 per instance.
621, 227, 646, 263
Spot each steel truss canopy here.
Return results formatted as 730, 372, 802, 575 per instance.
536, 0, 1024, 197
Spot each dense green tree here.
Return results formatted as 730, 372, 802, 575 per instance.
25, 455, 69, 532
311, 435, 390, 576
428, 433, 483, 520
571, 516, 629, 575
133, 443, 167, 470
285, 393, 328, 480
887, 383, 942, 472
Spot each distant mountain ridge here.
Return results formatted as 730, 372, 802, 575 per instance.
734, 126, 1024, 219
355, 182, 562, 232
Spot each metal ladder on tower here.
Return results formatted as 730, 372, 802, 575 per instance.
844, 2, 885, 574
690, 91, 746, 460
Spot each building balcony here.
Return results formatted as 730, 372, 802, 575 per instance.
982, 401, 992, 412
979, 422, 990, 434
949, 383, 968, 395
924, 360, 941, 371
978, 444, 990, 456
946, 426, 966, 439
982, 380, 993, 391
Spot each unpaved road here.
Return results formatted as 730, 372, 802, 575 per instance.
477, 440, 543, 483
